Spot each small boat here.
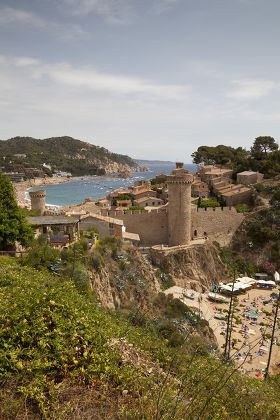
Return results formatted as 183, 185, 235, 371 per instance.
183, 291, 195, 300
214, 312, 224, 320
208, 292, 228, 303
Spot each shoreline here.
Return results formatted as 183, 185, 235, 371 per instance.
14, 175, 106, 208
14, 173, 137, 208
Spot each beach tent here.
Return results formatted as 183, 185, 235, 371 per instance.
219, 283, 242, 294
236, 276, 256, 285
256, 280, 276, 288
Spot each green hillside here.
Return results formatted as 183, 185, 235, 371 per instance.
1, 258, 280, 419
0, 136, 138, 176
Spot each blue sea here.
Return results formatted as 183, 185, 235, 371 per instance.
29, 162, 196, 207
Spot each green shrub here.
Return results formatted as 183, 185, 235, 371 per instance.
199, 199, 220, 208
235, 203, 249, 213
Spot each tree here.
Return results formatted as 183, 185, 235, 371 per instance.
251, 136, 278, 159
191, 145, 248, 166
0, 173, 33, 250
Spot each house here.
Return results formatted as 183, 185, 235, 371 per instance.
115, 199, 132, 208
191, 181, 209, 198
80, 213, 140, 244
80, 214, 124, 239
217, 184, 252, 206
237, 171, 264, 186
28, 215, 80, 247
131, 189, 157, 200
134, 196, 164, 207
3, 172, 25, 183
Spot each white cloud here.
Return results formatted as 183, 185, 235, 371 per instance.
61, 0, 180, 23
0, 54, 190, 100
62, 0, 133, 23
0, 6, 45, 27
151, 0, 180, 14
226, 79, 279, 100
0, 6, 87, 39
27, 61, 190, 100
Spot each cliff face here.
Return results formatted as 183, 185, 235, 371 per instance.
88, 243, 228, 309
158, 243, 229, 290
88, 247, 160, 309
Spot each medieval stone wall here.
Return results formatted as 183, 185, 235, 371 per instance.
101, 207, 244, 247
191, 207, 244, 246
104, 209, 168, 246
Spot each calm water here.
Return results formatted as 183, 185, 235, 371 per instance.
29, 163, 196, 206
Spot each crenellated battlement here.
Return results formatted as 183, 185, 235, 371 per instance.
29, 190, 46, 198
166, 179, 193, 185
194, 206, 238, 214
103, 208, 168, 217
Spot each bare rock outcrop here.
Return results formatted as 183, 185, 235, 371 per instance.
158, 243, 229, 290
89, 247, 161, 309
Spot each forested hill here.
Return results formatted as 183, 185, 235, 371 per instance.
0, 136, 139, 176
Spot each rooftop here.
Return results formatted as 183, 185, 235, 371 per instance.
132, 189, 155, 196
222, 187, 251, 197
28, 216, 80, 226
204, 168, 233, 175
237, 171, 259, 176
134, 196, 164, 204
81, 213, 123, 226
123, 231, 140, 241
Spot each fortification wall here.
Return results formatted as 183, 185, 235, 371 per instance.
103, 209, 168, 246
100, 207, 243, 247
191, 207, 244, 246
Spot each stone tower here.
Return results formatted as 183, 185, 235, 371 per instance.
29, 190, 46, 215
166, 162, 194, 247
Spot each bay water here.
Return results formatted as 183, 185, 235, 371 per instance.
29, 162, 196, 206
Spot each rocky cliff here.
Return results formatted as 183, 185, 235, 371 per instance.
157, 243, 229, 290
88, 246, 160, 309
89, 242, 229, 307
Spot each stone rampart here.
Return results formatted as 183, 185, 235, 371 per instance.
99, 206, 243, 247
104, 209, 168, 246
191, 207, 244, 246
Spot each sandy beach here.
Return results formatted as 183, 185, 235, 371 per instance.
164, 286, 280, 379
13, 176, 71, 208
13, 175, 107, 209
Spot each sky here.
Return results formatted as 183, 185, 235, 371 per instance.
0, 0, 280, 162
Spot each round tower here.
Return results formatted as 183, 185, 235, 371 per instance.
166, 163, 193, 247
29, 190, 46, 215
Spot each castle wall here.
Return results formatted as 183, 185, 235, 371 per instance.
104, 209, 168, 246
101, 206, 244, 248
191, 207, 244, 246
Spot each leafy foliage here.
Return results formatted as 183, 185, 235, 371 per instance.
1, 259, 280, 418
251, 136, 279, 159
0, 173, 33, 250
192, 137, 280, 178
198, 198, 221, 208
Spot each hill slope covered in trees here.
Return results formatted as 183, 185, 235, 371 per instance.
0, 136, 139, 176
